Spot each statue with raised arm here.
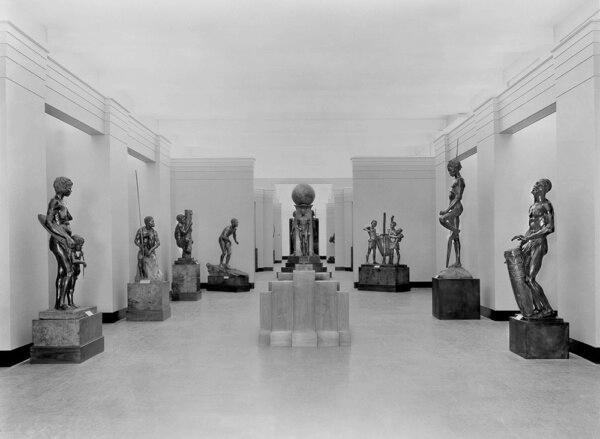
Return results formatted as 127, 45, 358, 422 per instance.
134, 216, 162, 281
363, 220, 378, 264
219, 218, 239, 268
439, 159, 465, 268
38, 177, 76, 310
506, 179, 556, 319
174, 209, 194, 262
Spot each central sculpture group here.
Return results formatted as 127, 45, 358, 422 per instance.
363, 213, 404, 265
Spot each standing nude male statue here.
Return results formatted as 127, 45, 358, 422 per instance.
363, 220, 378, 264
439, 159, 464, 268
219, 218, 239, 268
510, 179, 556, 319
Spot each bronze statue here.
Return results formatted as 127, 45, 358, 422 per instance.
65, 235, 86, 308
39, 176, 79, 310
388, 216, 404, 265
219, 218, 239, 267
506, 179, 556, 319
174, 210, 193, 260
363, 220, 378, 264
134, 216, 162, 281
439, 159, 464, 268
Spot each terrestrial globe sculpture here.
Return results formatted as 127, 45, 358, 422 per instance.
292, 183, 316, 206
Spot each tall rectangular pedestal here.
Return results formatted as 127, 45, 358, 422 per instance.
172, 263, 202, 301
260, 271, 350, 347
127, 281, 171, 321
357, 264, 410, 292
509, 317, 569, 359
432, 277, 480, 320
30, 306, 104, 364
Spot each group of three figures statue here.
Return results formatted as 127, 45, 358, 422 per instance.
438, 158, 556, 320
363, 214, 404, 265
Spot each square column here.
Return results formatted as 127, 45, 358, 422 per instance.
273, 202, 282, 263
254, 189, 264, 270
0, 22, 49, 354
553, 18, 600, 347
90, 99, 131, 315
262, 189, 274, 270
333, 189, 346, 269
326, 201, 335, 262
342, 188, 353, 269
150, 135, 172, 280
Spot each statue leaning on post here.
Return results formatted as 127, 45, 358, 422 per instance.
134, 216, 162, 282
505, 178, 557, 320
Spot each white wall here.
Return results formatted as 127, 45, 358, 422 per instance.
163, 119, 440, 179
171, 159, 255, 282
352, 157, 435, 282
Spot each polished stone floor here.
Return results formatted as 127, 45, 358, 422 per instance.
2, 265, 600, 438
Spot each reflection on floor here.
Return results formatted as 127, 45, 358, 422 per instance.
1, 264, 599, 438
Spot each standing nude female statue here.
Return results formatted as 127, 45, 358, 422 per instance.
509, 179, 556, 319
439, 159, 464, 268
40, 177, 76, 310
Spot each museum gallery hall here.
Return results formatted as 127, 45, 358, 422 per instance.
2, 0, 600, 438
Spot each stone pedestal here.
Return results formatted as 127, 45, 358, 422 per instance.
432, 277, 480, 320
172, 263, 202, 301
205, 263, 251, 292
357, 264, 410, 292
509, 316, 569, 359
127, 281, 171, 321
282, 255, 326, 272
259, 270, 350, 347
30, 306, 104, 364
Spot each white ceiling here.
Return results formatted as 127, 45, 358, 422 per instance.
13, 0, 584, 121
5, 0, 588, 175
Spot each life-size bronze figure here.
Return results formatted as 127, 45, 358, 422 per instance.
507, 179, 556, 319
134, 216, 162, 281
439, 159, 464, 268
219, 218, 239, 267
388, 216, 404, 265
66, 235, 86, 308
363, 220, 378, 264
174, 210, 193, 260
39, 177, 78, 310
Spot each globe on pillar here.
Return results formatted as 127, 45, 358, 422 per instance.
282, 183, 326, 273
292, 183, 316, 206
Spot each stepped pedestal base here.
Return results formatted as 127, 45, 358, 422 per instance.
260, 270, 350, 347
281, 255, 326, 272
30, 306, 104, 364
